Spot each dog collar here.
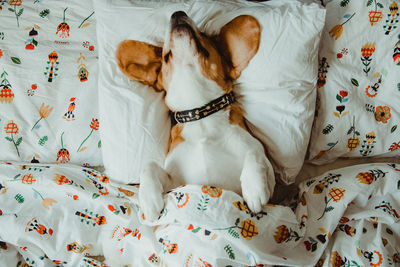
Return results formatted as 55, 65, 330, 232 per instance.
170, 91, 236, 126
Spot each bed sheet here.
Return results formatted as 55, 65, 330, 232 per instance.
296, 157, 400, 184
0, 161, 398, 266
0, 0, 101, 166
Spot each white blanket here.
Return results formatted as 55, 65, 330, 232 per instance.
0, 161, 399, 266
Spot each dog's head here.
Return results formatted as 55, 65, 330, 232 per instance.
116, 11, 260, 110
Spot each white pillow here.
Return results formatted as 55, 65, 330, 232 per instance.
308, 0, 400, 164
95, 0, 325, 184
0, 0, 101, 166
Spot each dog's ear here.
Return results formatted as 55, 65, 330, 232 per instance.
217, 15, 261, 80
116, 40, 163, 91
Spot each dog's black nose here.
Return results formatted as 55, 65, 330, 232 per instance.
171, 11, 187, 20
171, 11, 188, 26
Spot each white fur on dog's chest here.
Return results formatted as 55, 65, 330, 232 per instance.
165, 112, 263, 194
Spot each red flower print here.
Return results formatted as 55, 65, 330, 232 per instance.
339, 90, 348, 98
56, 132, 70, 164
90, 119, 99, 130
22, 174, 36, 185
4, 120, 22, 157
56, 8, 70, 38
8, 0, 22, 5
8, 0, 23, 27
77, 119, 99, 152
0, 71, 14, 103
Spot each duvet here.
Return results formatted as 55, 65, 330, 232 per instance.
0, 161, 398, 266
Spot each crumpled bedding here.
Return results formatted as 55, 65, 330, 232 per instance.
0, 161, 399, 266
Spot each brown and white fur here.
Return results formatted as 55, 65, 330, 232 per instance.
116, 11, 275, 221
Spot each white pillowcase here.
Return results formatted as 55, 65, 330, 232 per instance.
95, 0, 325, 184
308, 0, 400, 164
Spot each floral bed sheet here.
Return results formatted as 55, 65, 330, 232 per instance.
0, 0, 101, 166
0, 161, 398, 267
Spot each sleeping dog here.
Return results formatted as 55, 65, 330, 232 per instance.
116, 11, 275, 221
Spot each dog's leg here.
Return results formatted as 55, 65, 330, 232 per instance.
240, 151, 275, 213
139, 161, 171, 222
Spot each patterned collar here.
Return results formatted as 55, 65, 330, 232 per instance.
170, 91, 236, 126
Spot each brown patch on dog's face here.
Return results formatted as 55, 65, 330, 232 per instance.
160, 11, 232, 92
116, 40, 163, 90
198, 35, 233, 93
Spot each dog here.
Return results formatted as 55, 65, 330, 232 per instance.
116, 11, 275, 221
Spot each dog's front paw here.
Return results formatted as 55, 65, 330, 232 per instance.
139, 182, 165, 222
241, 181, 270, 213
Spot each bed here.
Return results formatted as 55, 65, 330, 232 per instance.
0, 0, 399, 266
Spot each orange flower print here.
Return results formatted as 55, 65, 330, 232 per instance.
4, 120, 18, 135
22, 173, 36, 184
329, 13, 355, 40
328, 187, 345, 202
45, 51, 59, 82
1, 71, 14, 103
8, 0, 23, 27
42, 197, 57, 210
9, 0, 22, 5
0, 48, 3, 59
53, 173, 84, 189
361, 42, 376, 75
318, 187, 346, 220
31, 103, 53, 130
367, 0, 384, 26
32, 188, 57, 210
26, 217, 53, 236
357, 249, 383, 267
77, 119, 99, 152
361, 42, 376, 58
56, 8, 70, 39
53, 173, 70, 185
56, 132, 70, 164
4, 120, 22, 157
201, 185, 222, 198
374, 105, 391, 123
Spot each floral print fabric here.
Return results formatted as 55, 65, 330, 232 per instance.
309, 0, 400, 164
0, 0, 101, 166
0, 161, 398, 266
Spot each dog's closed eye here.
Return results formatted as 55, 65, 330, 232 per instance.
164, 51, 171, 63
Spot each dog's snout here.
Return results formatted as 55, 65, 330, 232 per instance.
171, 11, 188, 27
171, 11, 187, 20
